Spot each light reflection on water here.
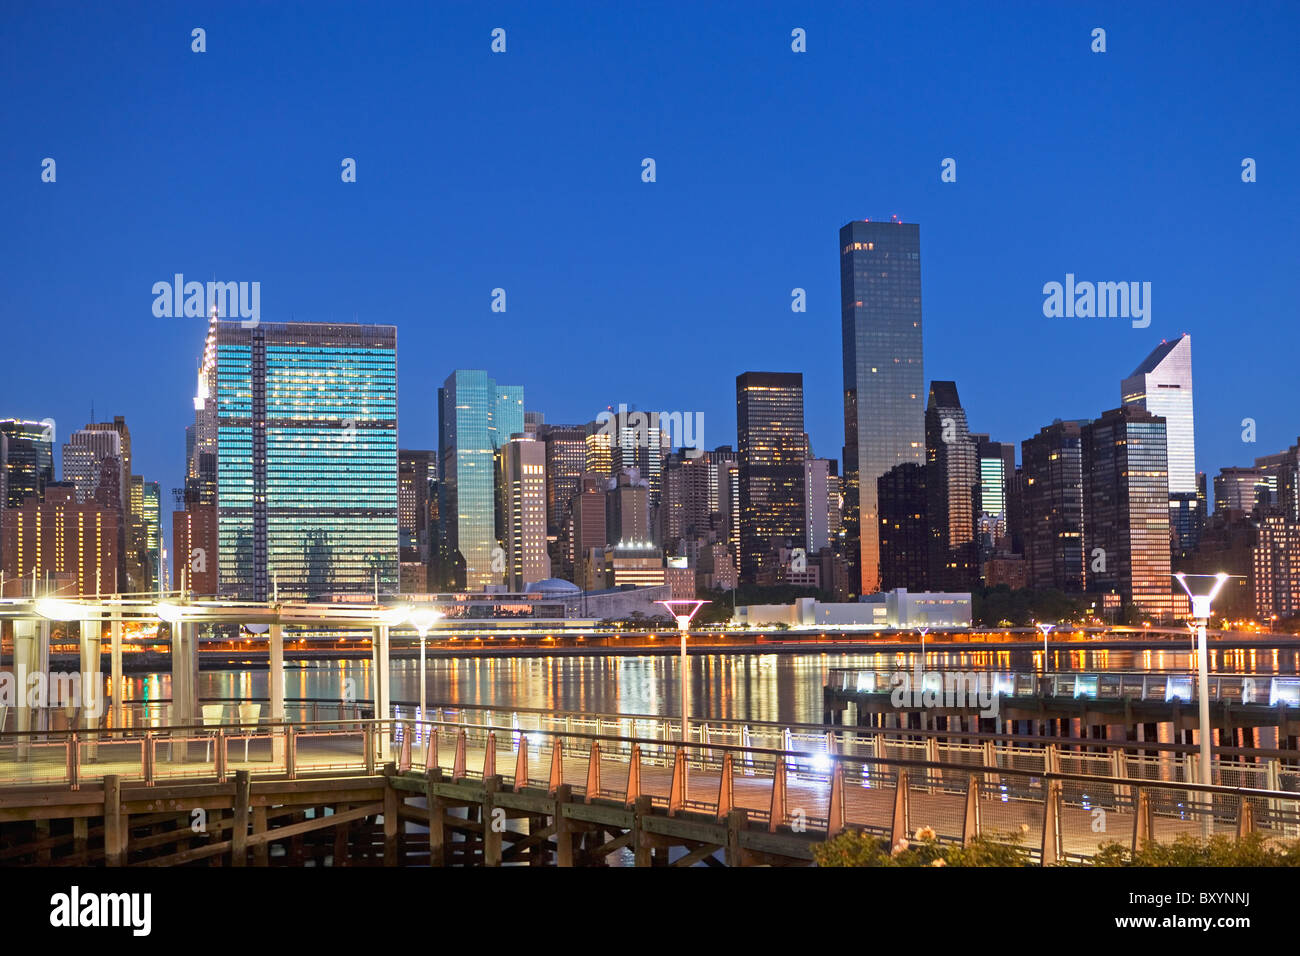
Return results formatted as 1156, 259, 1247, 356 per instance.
112, 645, 1300, 725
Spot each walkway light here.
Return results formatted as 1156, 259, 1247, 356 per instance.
656, 600, 708, 745
1035, 622, 1055, 672
153, 603, 186, 624
408, 607, 445, 717
35, 598, 84, 621
1173, 572, 1230, 799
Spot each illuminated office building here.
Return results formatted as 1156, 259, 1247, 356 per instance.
438, 370, 524, 590
1082, 406, 1175, 620
0, 419, 54, 509
736, 371, 806, 583
924, 381, 978, 590
194, 318, 398, 600
1021, 420, 1086, 592
503, 435, 549, 591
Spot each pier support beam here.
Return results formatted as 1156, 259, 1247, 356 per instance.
371, 625, 391, 761
110, 611, 123, 733
170, 621, 199, 760
269, 624, 285, 760
12, 619, 40, 758
78, 615, 103, 760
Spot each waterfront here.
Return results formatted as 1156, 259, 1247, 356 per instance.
110, 644, 1300, 727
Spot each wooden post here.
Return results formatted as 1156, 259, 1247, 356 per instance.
383, 763, 398, 865
555, 783, 575, 867
73, 815, 88, 859
826, 761, 845, 837
1131, 786, 1152, 852
333, 802, 350, 865
483, 731, 497, 780
725, 808, 748, 867
484, 775, 503, 867
104, 774, 125, 867
716, 752, 734, 820
1237, 798, 1255, 838
514, 734, 528, 791
231, 770, 250, 866
668, 747, 686, 816
1041, 777, 1062, 865
452, 730, 467, 781
961, 773, 980, 845
426, 770, 446, 867
633, 794, 653, 867
625, 744, 641, 806
253, 806, 268, 866
585, 741, 600, 802
890, 769, 909, 847
768, 756, 787, 832
548, 740, 564, 794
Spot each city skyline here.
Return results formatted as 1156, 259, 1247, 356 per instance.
5, 3, 1298, 550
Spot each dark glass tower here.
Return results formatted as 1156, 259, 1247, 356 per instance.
840, 221, 925, 596
924, 381, 979, 590
1021, 420, 1086, 592
877, 462, 928, 591
0, 419, 54, 508
1082, 406, 1174, 620
736, 371, 806, 584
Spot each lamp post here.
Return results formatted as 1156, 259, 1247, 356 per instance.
1173, 573, 1230, 794
1035, 622, 1055, 672
657, 600, 708, 743
915, 626, 930, 663
407, 607, 444, 718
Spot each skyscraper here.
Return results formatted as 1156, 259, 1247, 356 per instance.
804, 457, 840, 554
1122, 334, 1199, 557
503, 435, 549, 590
877, 462, 928, 591
399, 449, 436, 592
537, 424, 588, 536
0, 419, 54, 509
1082, 406, 1175, 620
736, 371, 806, 583
196, 319, 398, 600
839, 220, 925, 596
1021, 420, 1087, 592
924, 381, 978, 590
438, 370, 524, 590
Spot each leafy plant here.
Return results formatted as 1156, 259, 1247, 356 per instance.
1091, 831, 1300, 867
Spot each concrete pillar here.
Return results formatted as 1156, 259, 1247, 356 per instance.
12, 619, 39, 759
170, 621, 199, 760
269, 623, 285, 761
110, 612, 123, 733
78, 616, 103, 760
371, 625, 391, 761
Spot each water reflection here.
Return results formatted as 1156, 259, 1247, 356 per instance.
110, 645, 1300, 726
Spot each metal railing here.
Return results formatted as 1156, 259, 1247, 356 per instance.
2, 714, 1297, 863
828, 667, 1300, 706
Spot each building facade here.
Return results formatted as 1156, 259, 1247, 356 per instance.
736, 371, 807, 584
839, 220, 925, 596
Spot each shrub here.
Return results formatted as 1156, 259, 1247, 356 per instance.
1091, 831, 1300, 867
813, 827, 1030, 867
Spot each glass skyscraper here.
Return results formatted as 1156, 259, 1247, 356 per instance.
736, 371, 806, 584
0, 419, 54, 508
438, 370, 525, 590
924, 381, 978, 590
199, 319, 398, 600
1122, 334, 1199, 556
840, 221, 925, 596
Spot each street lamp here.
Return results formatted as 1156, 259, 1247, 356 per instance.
1173, 572, 1230, 793
915, 625, 930, 663
407, 607, 444, 717
657, 600, 708, 743
1035, 621, 1055, 672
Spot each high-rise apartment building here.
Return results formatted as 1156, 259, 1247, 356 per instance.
1082, 406, 1175, 620
192, 318, 398, 600
568, 472, 608, 588
1255, 440, 1300, 522
438, 370, 523, 590
1021, 420, 1087, 592
736, 372, 806, 583
605, 469, 651, 547
924, 381, 978, 590
804, 458, 840, 554
1, 483, 121, 595
839, 220, 925, 596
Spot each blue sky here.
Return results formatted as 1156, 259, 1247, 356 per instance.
4, 1, 1298, 551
